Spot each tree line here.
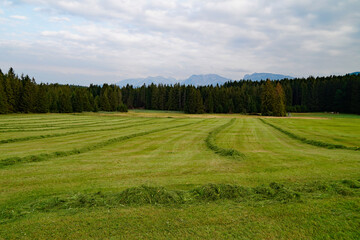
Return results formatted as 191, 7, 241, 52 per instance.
0, 67, 359, 115
121, 74, 359, 115
0, 68, 127, 114
121, 80, 286, 115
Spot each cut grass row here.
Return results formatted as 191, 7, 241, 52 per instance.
259, 118, 360, 151
0, 116, 141, 132
1, 179, 359, 223
0, 118, 157, 145
0, 119, 135, 132
0, 118, 107, 129
0, 120, 203, 168
205, 118, 245, 159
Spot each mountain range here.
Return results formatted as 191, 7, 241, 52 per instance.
243, 73, 294, 81
116, 72, 296, 87
116, 74, 232, 87
116, 76, 178, 87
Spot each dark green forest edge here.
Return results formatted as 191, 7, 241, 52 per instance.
2, 179, 360, 223
205, 118, 245, 158
0, 120, 202, 168
1, 68, 359, 115
260, 119, 360, 151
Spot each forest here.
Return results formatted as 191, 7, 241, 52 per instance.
0, 68, 127, 114
120, 73, 360, 115
0, 67, 359, 115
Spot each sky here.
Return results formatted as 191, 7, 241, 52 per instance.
0, 0, 359, 85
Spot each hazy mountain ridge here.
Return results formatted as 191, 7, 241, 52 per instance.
116, 76, 179, 87
116, 74, 232, 87
182, 74, 232, 86
243, 73, 294, 81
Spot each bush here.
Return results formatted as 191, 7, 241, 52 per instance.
117, 103, 128, 112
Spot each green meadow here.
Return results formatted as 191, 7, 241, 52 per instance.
0, 111, 359, 239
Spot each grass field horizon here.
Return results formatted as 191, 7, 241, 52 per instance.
1, 111, 359, 239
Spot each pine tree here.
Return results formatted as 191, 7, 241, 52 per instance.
100, 85, 111, 111
261, 80, 276, 116
71, 88, 83, 112
4, 68, 16, 112
35, 83, 49, 113
93, 95, 100, 112
0, 71, 8, 113
58, 86, 73, 113
273, 83, 286, 116
167, 86, 179, 111
184, 87, 204, 114
151, 85, 159, 109
194, 88, 204, 113
108, 86, 117, 111
19, 75, 36, 113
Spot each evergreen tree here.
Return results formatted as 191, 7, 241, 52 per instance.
0, 71, 7, 113
167, 87, 178, 111
273, 83, 286, 116
58, 86, 73, 113
100, 85, 111, 111
151, 84, 159, 109
4, 68, 16, 112
350, 77, 360, 114
184, 87, 204, 114
261, 80, 276, 116
35, 83, 49, 113
71, 88, 84, 112
19, 75, 36, 113
194, 88, 204, 113
94, 95, 100, 112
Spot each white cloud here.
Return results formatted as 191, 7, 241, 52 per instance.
1, 0, 360, 84
49, 16, 70, 22
10, 15, 28, 20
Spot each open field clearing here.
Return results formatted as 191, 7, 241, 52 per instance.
0, 112, 360, 239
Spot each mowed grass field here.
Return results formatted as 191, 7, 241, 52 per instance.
0, 111, 360, 239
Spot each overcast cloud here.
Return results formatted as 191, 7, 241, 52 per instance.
0, 0, 359, 85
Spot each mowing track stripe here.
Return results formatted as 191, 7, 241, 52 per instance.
259, 118, 360, 151
0, 118, 137, 133
0, 119, 204, 168
0, 118, 158, 145
205, 118, 245, 159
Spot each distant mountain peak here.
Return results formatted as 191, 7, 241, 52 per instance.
116, 76, 179, 87
182, 74, 232, 86
243, 73, 294, 81
116, 74, 232, 87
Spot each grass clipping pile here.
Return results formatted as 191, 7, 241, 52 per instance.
2, 180, 360, 223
